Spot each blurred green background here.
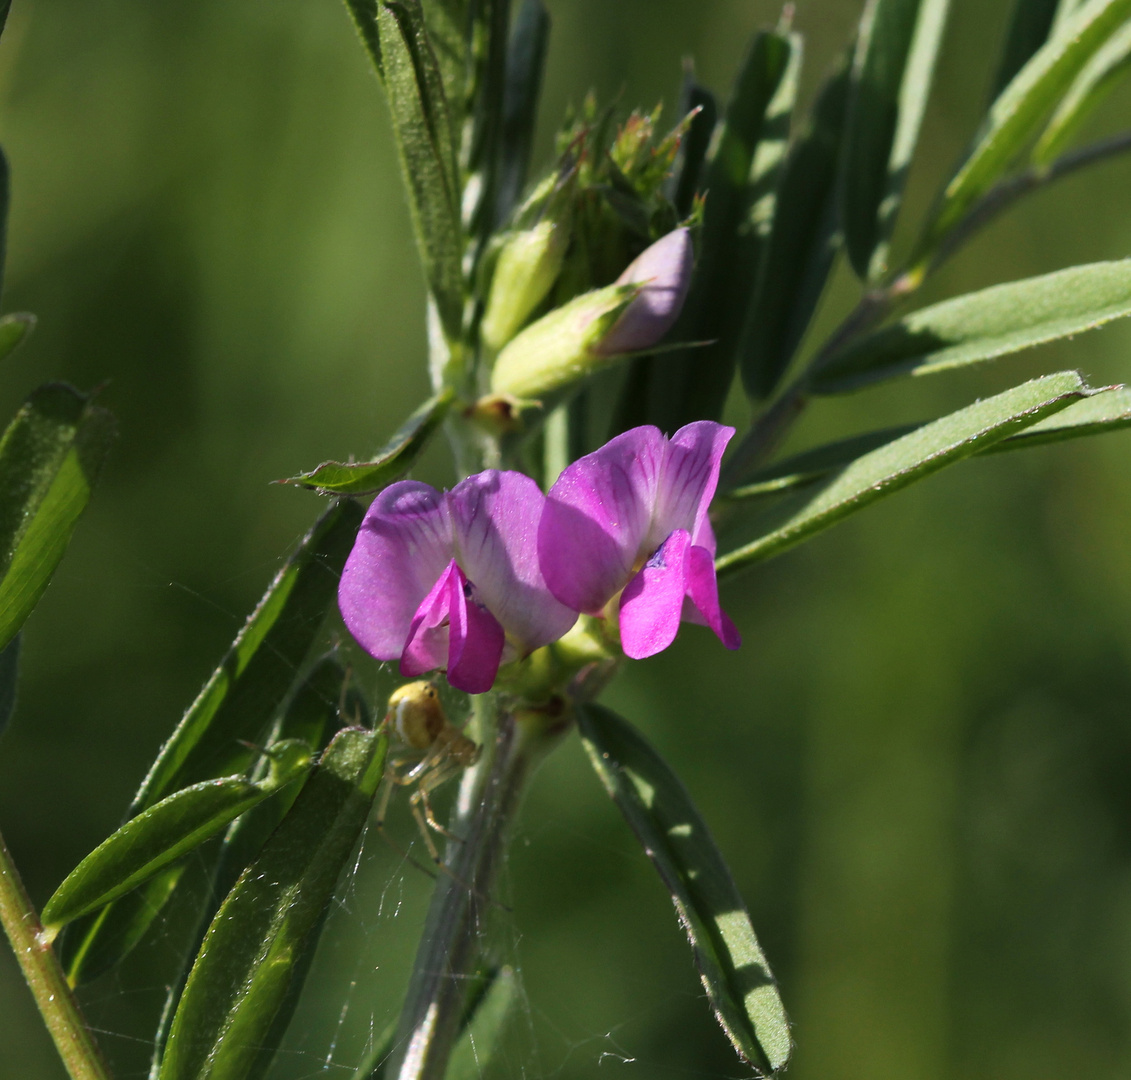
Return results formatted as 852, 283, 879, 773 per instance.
3, 0, 1131, 1077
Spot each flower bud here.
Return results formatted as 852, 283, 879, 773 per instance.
480, 218, 571, 352
488, 228, 693, 401
489, 282, 639, 400
596, 226, 693, 355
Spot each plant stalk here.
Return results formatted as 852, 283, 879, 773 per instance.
388, 695, 540, 1080
0, 827, 114, 1080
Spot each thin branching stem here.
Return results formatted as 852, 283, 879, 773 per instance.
0, 828, 114, 1080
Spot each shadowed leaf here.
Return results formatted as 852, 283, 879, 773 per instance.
158, 727, 388, 1080
0, 383, 115, 653
842, 0, 951, 280
579, 704, 791, 1075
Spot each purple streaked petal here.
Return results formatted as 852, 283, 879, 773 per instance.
649, 421, 734, 551
684, 544, 741, 650
596, 228, 694, 356
618, 529, 691, 659
541, 426, 666, 613
446, 569, 506, 694
400, 560, 458, 678
339, 481, 453, 662
448, 470, 576, 653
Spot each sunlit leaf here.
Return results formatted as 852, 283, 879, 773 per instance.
376, 0, 464, 342
723, 385, 1131, 501
716, 371, 1090, 576
740, 60, 850, 400
578, 704, 791, 1074
283, 389, 453, 495
813, 257, 1131, 391
0, 383, 115, 653
1033, 19, 1131, 163
41, 743, 313, 937
60, 499, 362, 984
917, 0, 1131, 261
842, 0, 951, 280
0, 633, 18, 741
158, 727, 388, 1080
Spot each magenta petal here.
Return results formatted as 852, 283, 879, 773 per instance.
446, 568, 506, 694
448, 471, 576, 654
650, 421, 734, 552
685, 544, 741, 650
541, 426, 666, 613
339, 481, 453, 662
618, 529, 692, 659
400, 560, 458, 678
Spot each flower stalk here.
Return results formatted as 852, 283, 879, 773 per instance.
0, 826, 114, 1080
388, 693, 565, 1080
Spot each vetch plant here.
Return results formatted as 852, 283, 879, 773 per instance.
4, 1, 1131, 1079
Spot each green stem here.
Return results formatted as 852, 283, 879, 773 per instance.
387, 695, 545, 1080
0, 827, 114, 1080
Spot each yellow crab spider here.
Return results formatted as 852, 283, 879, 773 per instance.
376, 680, 481, 868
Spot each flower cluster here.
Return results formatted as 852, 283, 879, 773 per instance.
339, 422, 740, 694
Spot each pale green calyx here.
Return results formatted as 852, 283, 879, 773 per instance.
488, 282, 640, 400
480, 218, 571, 352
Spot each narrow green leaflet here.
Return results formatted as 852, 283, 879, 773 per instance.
578, 705, 791, 1075
342, 0, 382, 75
918, 0, 1131, 261
989, 0, 1061, 100
1033, 19, 1131, 164
723, 385, 1131, 501
0, 633, 18, 740
135, 499, 362, 806
492, 0, 551, 229
0, 312, 34, 365
159, 727, 388, 1080
0, 383, 115, 653
814, 257, 1131, 392
446, 966, 518, 1080
60, 499, 361, 985
668, 73, 719, 219
63, 867, 186, 987
716, 371, 1090, 577
41, 743, 313, 937
986, 383, 1131, 448
146, 656, 357, 1080
740, 62, 850, 400
283, 389, 453, 495
376, 0, 464, 342
420, 0, 469, 129
842, 0, 951, 280
648, 30, 793, 431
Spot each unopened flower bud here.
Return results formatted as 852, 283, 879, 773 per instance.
480, 218, 571, 352
596, 227, 693, 355
489, 228, 693, 400
488, 282, 639, 400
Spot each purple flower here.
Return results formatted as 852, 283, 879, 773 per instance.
339, 471, 577, 694
538, 422, 741, 660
